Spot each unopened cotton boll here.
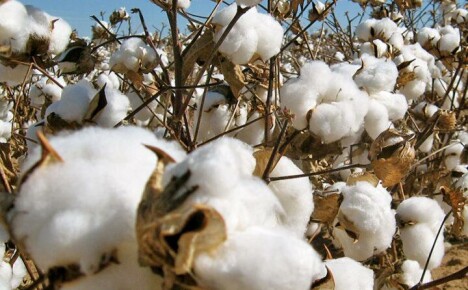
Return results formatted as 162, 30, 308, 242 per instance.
268, 156, 314, 237
325, 257, 374, 290
195, 227, 326, 290
334, 182, 396, 261
10, 126, 185, 276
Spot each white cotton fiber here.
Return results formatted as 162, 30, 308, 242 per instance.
353, 55, 398, 94
0, 0, 28, 52
365, 99, 391, 139
213, 4, 283, 64
268, 156, 314, 237
195, 226, 326, 290
399, 223, 444, 269
334, 182, 396, 261
10, 126, 185, 275
93, 86, 130, 127
401, 260, 432, 287
371, 91, 408, 121
0, 63, 32, 86
396, 197, 445, 233
325, 257, 374, 290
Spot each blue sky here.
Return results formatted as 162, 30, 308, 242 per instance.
20, 0, 364, 37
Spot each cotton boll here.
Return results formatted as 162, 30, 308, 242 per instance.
325, 257, 374, 290
353, 56, 398, 94
309, 102, 357, 143
212, 3, 237, 27
10, 258, 27, 289
235, 111, 266, 145
401, 260, 432, 287
97, 72, 120, 90
444, 142, 464, 170
11, 126, 185, 274
268, 156, 314, 237
396, 197, 445, 233
438, 31, 460, 53
417, 27, 440, 48
355, 19, 377, 41
228, 26, 258, 64
94, 86, 130, 127
0, 0, 28, 52
365, 99, 391, 139
127, 90, 158, 122
280, 79, 318, 129
45, 79, 96, 123
48, 17, 72, 55
195, 227, 326, 290
0, 120, 12, 143
399, 80, 427, 101
335, 182, 395, 260
419, 133, 434, 153
371, 91, 408, 121
255, 13, 284, 61
176, 0, 190, 9
399, 223, 444, 269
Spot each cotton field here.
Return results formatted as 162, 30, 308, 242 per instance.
0, 0, 466, 289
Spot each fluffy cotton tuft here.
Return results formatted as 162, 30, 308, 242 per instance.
325, 257, 374, 290
334, 182, 396, 261
213, 4, 283, 64
110, 38, 157, 73
10, 126, 185, 282
195, 227, 326, 290
397, 197, 446, 269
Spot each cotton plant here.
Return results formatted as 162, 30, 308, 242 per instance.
355, 18, 404, 51
332, 181, 396, 261
8, 126, 185, 289
381, 260, 432, 289
280, 60, 369, 143
396, 197, 446, 269
44, 79, 130, 128
212, 4, 284, 65
29, 76, 65, 112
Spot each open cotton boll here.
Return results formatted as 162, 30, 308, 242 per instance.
325, 257, 374, 290
97, 72, 120, 90
29, 77, 63, 107
110, 38, 157, 72
212, 3, 237, 26
371, 92, 407, 121
48, 17, 72, 55
353, 55, 398, 94
417, 27, 440, 48
335, 182, 395, 260
0, 261, 13, 290
365, 99, 391, 139
93, 86, 130, 127
280, 78, 318, 128
11, 126, 185, 274
0, 0, 28, 52
438, 30, 460, 53
401, 260, 432, 287
0, 120, 12, 143
399, 223, 444, 269
45, 79, 96, 123
235, 111, 267, 145
444, 142, 465, 170
268, 156, 314, 237
195, 226, 326, 290
127, 90, 158, 122
255, 13, 284, 61
396, 197, 445, 233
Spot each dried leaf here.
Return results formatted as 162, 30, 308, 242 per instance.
440, 186, 466, 236
45, 112, 82, 133
182, 32, 215, 82
436, 110, 457, 131
253, 147, 281, 177
84, 84, 107, 122
126, 70, 145, 90
216, 55, 246, 98
347, 171, 380, 187
312, 190, 343, 225
311, 266, 335, 289
396, 71, 416, 89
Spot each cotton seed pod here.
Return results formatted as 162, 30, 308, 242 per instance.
436, 110, 457, 131
370, 129, 415, 187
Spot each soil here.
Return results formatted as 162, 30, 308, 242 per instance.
431, 240, 468, 290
